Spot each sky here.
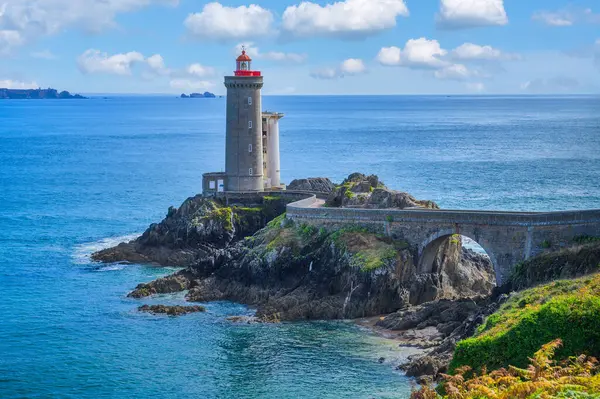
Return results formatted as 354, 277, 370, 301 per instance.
0, 0, 599, 95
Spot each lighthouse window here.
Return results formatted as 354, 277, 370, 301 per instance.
249, 168, 253, 176
248, 97, 252, 105
248, 144, 252, 153
248, 120, 253, 129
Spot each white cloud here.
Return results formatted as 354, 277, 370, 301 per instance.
310, 58, 367, 79
377, 38, 447, 69
434, 63, 471, 80
185, 63, 216, 78
451, 43, 519, 61
340, 58, 367, 75
78, 49, 221, 93
30, 49, 57, 60
146, 54, 169, 75
185, 3, 274, 41
78, 49, 145, 75
533, 7, 600, 27
0, 79, 38, 89
282, 0, 409, 39
234, 43, 307, 64
532, 11, 573, 27
310, 67, 340, 80
377, 38, 502, 82
437, 0, 508, 29
0, 0, 177, 52
262, 51, 307, 63
169, 79, 215, 91
0, 30, 23, 54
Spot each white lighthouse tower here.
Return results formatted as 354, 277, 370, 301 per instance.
202, 49, 285, 196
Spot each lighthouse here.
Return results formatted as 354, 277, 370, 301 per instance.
202, 49, 285, 195
223, 49, 265, 192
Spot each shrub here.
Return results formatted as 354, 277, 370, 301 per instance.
542, 240, 553, 249
574, 235, 600, 245
412, 340, 600, 399
450, 274, 600, 373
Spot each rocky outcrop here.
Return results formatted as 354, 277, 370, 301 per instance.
509, 239, 600, 291
387, 295, 507, 381
287, 178, 335, 193
325, 173, 439, 210
94, 173, 493, 325
126, 215, 495, 321
92, 195, 283, 268
138, 304, 206, 316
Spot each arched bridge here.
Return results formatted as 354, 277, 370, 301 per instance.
286, 196, 600, 285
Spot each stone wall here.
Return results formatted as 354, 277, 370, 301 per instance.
287, 196, 600, 285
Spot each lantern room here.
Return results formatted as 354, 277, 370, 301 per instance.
235, 48, 261, 77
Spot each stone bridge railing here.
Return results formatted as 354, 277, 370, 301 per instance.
286, 196, 600, 285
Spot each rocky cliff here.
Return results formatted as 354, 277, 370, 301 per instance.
325, 173, 440, 209
93, 174, 494, 321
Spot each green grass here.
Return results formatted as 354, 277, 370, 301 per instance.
211, 207, 233, 231
573, 235, 600, 245
450, 273, 600, 373
329, 228, 409, 271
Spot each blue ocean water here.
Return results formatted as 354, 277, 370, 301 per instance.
1, 95, 599, 398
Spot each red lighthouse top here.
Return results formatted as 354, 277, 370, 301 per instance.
235, 47, 261, 77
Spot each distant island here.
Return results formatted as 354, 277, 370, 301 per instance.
180, 92, 216, 99
0, 88, 86, 99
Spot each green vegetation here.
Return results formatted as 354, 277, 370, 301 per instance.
450, 234, 461, 245
574, 235, 600, 245
510, 241, 600, 290
233, 206, 262, 213
266, 213, 287, 229
329, 227, 409, 271
450, 273, 600, 374
541, 240, 553, 249
210, 207, 234, 231
413, 340, 600, 399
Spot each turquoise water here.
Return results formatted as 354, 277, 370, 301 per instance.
1, 95, 599, 398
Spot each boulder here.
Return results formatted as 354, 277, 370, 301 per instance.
287, 178, 335, 193
138, 304, 206, 316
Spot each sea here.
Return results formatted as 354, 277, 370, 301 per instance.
1, 95, 599, 399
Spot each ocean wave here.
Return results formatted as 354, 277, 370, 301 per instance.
96, 264, 127, 272
72, 233, 140, 265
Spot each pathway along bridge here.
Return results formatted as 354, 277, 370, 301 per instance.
286, 195, 600, 285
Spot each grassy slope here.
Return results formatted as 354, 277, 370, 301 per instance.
450, 273, 600, 373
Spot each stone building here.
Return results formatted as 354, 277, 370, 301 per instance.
203, 49, 285, 196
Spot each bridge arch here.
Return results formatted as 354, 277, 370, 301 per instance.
418, 229, 501, 285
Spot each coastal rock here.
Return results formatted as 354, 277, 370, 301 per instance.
138, 304, 206, 316
287, 178, 335, 193
325, 173, 439, 210
94, 173, 493, 323
226, 315, 261, 324
129, 271, 195, 298
390, 294, 508, 380
92, 195, 270, 268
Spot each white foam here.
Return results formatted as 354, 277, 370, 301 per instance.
72, 233, 140, 265
96, 264, 127, 272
